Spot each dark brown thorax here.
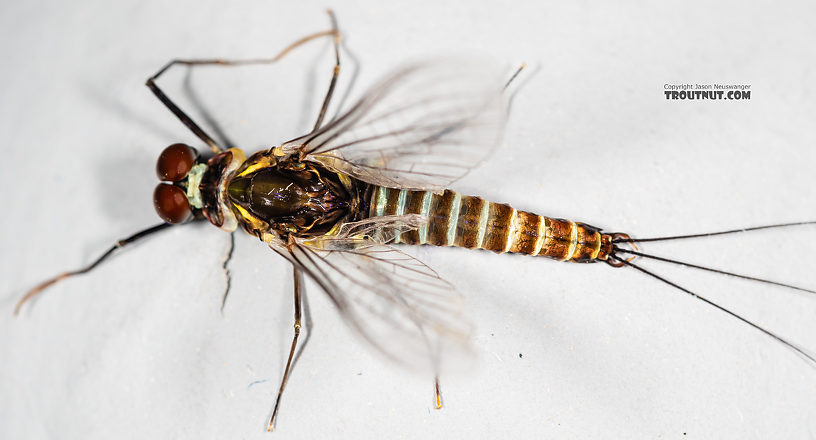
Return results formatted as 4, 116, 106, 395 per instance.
226, 153, 352, 238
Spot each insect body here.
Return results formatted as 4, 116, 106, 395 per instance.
14, 10, 816, 432
181, 146, 615, 263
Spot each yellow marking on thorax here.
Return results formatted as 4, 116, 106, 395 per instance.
236, 155, 275, 178
325, 221, 344, 237
232, 203, 267, 231
337, 173, 354, 192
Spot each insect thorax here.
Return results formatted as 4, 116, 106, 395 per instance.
218, 149, 356, 239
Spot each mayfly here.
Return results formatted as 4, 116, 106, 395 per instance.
13, 10, 816, 431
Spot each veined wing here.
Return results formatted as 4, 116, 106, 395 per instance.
280, 58, 509, 191
268, 220, 473, 373
330, 213, 427, 244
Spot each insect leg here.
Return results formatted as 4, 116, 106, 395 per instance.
146, 73, 220, 154
267, 266, 305, 432
145, 10, 342, 154
504, 62, 527, 89
311, 10, 341, 131
434, 376, 443, 409
14, 223, 172, 315
219, 232, 236, 313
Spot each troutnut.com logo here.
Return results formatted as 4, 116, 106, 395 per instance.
664, 84, 751, 100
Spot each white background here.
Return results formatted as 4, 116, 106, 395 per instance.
2, 1, 816, 439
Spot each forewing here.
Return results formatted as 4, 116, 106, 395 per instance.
272, 234, 473, 373
280, 58, 509, 191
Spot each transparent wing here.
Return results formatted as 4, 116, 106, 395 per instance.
268, 226, 473, 373
330, 213, 428, 244
280, 58, 509, 191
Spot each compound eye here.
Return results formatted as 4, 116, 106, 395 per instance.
156, 143, 197, 181
153, 183, 192, 223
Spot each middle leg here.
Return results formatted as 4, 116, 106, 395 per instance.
267, 266, 305, 432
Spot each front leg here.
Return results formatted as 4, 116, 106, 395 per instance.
145, 10, 342, 154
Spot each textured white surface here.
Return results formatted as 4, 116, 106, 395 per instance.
2, 1, 816, 439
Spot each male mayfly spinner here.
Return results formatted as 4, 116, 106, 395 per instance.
14, 11, 816, 431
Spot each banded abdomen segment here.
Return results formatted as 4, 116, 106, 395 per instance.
368, 187, 613, 262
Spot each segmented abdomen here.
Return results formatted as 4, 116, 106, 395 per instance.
368, 187, 612, 262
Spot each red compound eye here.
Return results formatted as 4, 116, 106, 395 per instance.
153, 183, 192, 224
156, 143, 197, 182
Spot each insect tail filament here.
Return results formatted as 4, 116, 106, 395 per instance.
612, 255, 816, 367
614, 247, 816, 295
613, 221, 816, 244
